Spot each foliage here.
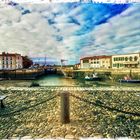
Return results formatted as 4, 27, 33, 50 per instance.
22, 56, 33, 68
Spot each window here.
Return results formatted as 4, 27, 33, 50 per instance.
134, 56, 138, 61
125, 57, 128, 61
129, 56, 133, 61
113, 64, 116, 67
83, 59, 89, 63
120, 64, 124, 67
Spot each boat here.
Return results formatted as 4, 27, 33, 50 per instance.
119, 79, 140, 83
0, 78, 4, 81
85, 74, 102, 81
85, 77, 102, 81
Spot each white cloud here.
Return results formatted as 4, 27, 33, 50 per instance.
0, 3, 140, 64
79, 5, 140, 57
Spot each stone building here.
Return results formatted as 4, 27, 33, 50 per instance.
112, 53, 140, 68
80, 55, 111, 69
0, 52, 23, 70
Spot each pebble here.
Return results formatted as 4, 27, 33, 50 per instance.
65, 135, 75, 139
20, 136, 32, 139
0, 88, 139, 139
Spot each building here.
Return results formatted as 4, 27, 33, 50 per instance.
80, 55, 111, 69
0, 52, 23, 70
74, 63, 80, 69
112, 53, 140, 69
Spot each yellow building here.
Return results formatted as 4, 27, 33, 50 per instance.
80, 55, 111, 69
0, 52, 23, 70
112, 53, 140, 69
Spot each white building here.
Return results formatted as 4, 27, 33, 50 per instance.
112, 53, 140, 69
0, 52, 23, 70
80, 55, 111, 69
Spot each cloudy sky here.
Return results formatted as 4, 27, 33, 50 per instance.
0, 2, 140, 64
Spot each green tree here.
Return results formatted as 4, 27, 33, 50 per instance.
22, 56, 33, 68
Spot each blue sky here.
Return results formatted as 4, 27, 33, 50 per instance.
0, 3, 140, 64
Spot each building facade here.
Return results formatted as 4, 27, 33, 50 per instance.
0, 52, 23, 70
112, 53, 140, 69
80, 55, 111, 69
74, 63, 80, 69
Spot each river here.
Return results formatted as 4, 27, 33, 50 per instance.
0, 74, 140, 88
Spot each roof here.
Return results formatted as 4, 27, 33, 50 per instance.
112, 52, 140, 57
80, 55, 111, 60
75, 63, 80, 65
0, 52, 21, 57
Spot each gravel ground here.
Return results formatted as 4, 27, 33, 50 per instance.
0, 88, 140, 139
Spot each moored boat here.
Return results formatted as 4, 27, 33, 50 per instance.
119, 79, 140, 83
85, 73, 102, 81
0, 78, 4, 81
85, 77, 102, 81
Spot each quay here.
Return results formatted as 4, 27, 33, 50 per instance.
0, 68, 45, 80
1, 86, 140, 91
0, 66, 140, 80
0, 86, 140, 139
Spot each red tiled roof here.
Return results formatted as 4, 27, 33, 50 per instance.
80, 55, 111, 60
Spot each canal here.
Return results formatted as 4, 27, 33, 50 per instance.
0, 74, 140, 88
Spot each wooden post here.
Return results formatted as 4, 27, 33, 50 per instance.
60, 91, 70, 124
1, 100, 5, 108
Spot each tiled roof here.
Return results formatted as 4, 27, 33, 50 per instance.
80, 55, 111, 60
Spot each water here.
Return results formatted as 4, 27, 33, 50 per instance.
36, 75, 77, 86
0, 74, 140, 88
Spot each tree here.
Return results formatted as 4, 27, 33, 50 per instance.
22, 56, 33, 68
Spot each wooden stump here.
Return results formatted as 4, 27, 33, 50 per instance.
60, 91, 70, 124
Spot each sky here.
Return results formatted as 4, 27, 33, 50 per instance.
0, 2, 140, 64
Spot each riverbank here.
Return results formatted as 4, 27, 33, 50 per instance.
65, 68, 140, 80
0, 69, 45, 80
0, 87, 140, 139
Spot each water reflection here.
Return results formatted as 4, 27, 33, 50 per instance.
0, 74, 140, 87
36, 75, 77, 86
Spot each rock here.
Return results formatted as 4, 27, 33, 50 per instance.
72, 128, 77, 134
9, 137, 21, 140
20, 136, 32, 139
65, 134, 75, 139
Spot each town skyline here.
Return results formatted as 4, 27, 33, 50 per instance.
0, 3, 140, 64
